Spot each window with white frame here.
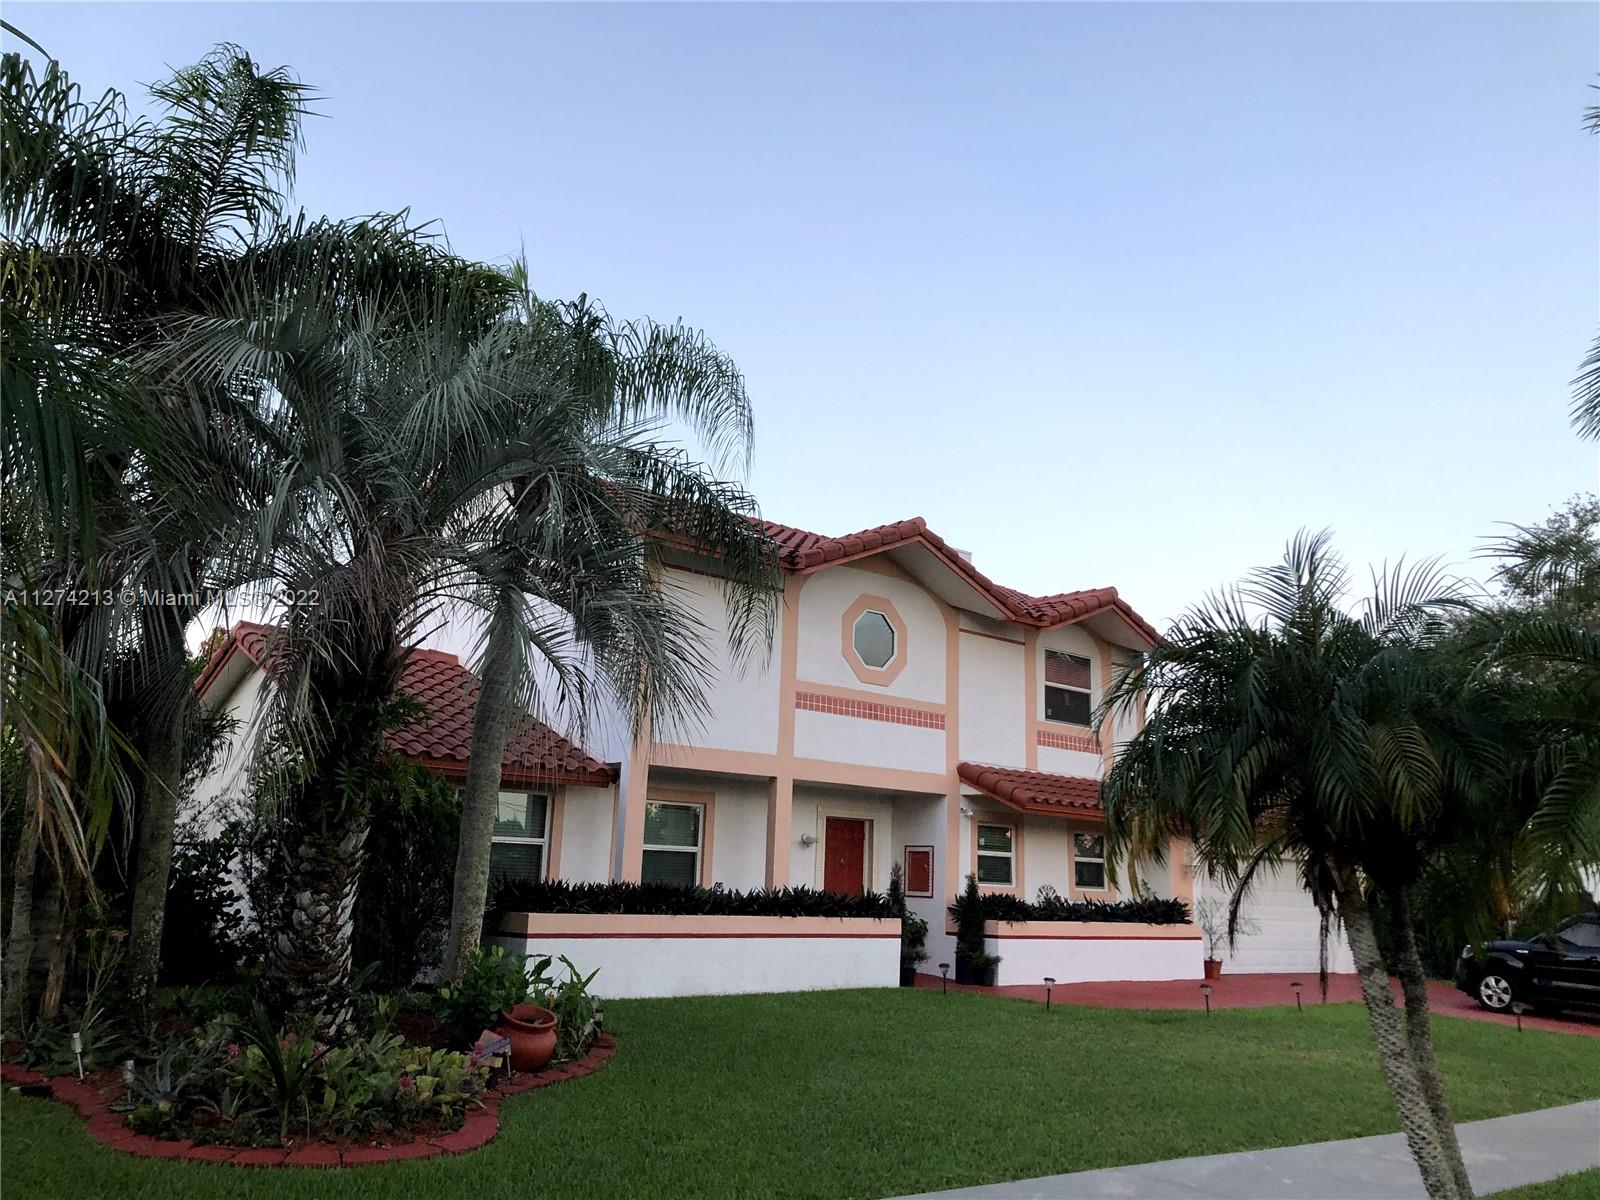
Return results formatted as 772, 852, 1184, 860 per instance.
976, 823, 1015, 886
1044, 650, 1092, 725
1073, 831, 1107, 891
852, 609, 896, 669
641, 801, 703, 886
489, 791, 550, 883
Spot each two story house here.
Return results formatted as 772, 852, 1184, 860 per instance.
195, 512, 1350, 996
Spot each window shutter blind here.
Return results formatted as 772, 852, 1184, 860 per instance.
1045, 651, 1091, 690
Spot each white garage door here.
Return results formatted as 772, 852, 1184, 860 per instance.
1195, 865, 1354, 975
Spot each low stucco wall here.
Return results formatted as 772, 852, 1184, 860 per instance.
951, 920, 1204, 986
495, 912, 900, 999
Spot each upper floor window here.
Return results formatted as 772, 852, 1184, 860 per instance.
976, 823, 1015, 886
642, 800, 703, 886
1044, 651, 1092, 725
490, 791, 550, 883
852, 610, 896, 669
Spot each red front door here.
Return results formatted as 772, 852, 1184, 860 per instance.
823, 817, 868, 895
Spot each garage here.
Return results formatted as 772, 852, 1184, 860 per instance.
1194, 864, 1355, 975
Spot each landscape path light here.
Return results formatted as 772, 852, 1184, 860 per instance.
938, 963, 950, 994
1043, 977, 1055, 1012
1199, 982, 1213, 1015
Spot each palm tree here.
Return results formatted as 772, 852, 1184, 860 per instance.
1100, 533, 1489, 1200
440, 288, 781, 978
1, 43, 310, 1013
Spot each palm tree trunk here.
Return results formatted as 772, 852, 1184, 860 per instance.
39, 865, 83, 1021
1339, 879, 1461, 1200
126, 630, 191, 1011
1391, 883, 1474, 1199
443, 590, 522, 981
3, 812, 42, 1030
268, 816, 369, 1040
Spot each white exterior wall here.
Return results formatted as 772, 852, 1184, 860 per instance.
887, 795, 950, 967
795, 565, 946, 703
1021, 819, 1072, 901
988, 932, 1203, 985
187, 667, 271, 837
708, 778, 771, 891
1195, 865, 1356, 974
958, 628, 1026, 767
498, 935, 896, 998
662, 568, 781, 754
1035, 746, 1102, 777
793, 709, 944, 772
558, 787, 615, 883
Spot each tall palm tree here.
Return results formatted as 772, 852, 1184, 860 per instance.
1101, 533, 1489, 1200
1, 43, 310, 1013
441, 287, 781, 978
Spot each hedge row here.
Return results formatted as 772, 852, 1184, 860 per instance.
959, 893, 1191, 925
490, 878, 897, 919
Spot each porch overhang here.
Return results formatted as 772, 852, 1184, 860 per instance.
957, 762, 1104, 820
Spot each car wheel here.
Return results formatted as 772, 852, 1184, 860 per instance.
1477, 973, 1515, 1011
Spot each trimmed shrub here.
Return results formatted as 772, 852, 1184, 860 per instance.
951, 891, 1191, 925
490, 878, 896, 921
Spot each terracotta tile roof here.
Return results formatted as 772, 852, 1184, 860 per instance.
958, 762, 1104, 818
760, 516, 1160, 643
196, 622, 614, 787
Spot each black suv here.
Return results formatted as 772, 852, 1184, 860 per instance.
1454, 913, 1600, 1014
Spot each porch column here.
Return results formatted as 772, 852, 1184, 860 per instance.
618, 736, 651, 882
765, 775, 792, 887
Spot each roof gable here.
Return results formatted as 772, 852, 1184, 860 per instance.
196, 622, 614, 787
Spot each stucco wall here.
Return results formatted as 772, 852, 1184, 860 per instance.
494, 915, 898, 998
707, 778, 771, 891
988, 926, 1203, 985
186, 667, 270, 838
558, 787, 615, 883
1194, 864, 1356, 974
957, 627, 1026, 767
796, 565, 947, 703
660, 567, 782, 755
793, 709, 944, 772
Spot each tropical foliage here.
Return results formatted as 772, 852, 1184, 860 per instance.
489, 877, 897, 920
964, 892, 1191, 926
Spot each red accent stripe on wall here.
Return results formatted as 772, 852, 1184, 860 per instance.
1036, 729, 1100, 753
795, 691, 946, 730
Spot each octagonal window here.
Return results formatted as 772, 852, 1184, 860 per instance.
852, 609, 896, 669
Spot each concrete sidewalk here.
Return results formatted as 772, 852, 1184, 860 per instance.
899, 1100, 1599, 1199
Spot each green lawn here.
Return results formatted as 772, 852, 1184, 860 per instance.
1492, 1171, 1600, 1199
5, 989, 1597, 1200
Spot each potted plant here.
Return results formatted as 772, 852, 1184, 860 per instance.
952, 873, 1000, 986
499, 1002, 558, 1071
888, 863, 928, 986
1195, 897, 1257, 980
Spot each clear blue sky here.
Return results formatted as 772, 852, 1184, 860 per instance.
10, 2, 1597, 627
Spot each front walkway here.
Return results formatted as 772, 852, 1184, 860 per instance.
900, 1100, 1600, 1199
913, 971, 1600, 1037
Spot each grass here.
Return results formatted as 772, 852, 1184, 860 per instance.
1491, 1170, 1600, 1198
4, 989, 1597, 1199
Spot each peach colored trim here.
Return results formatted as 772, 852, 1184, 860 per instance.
646, 785, 716, 888
939, 918, 1200, 940
841, 594, 909, 686
649, 743, 951, 795
796, 691, 945, 730
958, 626, 1026, 647
1023, 628, 1039, 770
1169, 836, 1195, 907
969, 815, 1024, 898
943, 602, 963, 901
619, 715, 651, 882
792, 680, 947, 715
545, 788, 565, 881
768, 573, 804, 886
502, 913, 901, 939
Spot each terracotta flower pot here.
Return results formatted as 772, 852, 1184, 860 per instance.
499, 1004, 557, 1072
1203, 958, 1222, 980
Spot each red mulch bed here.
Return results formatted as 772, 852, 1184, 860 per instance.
1, 1033, 616, 1167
